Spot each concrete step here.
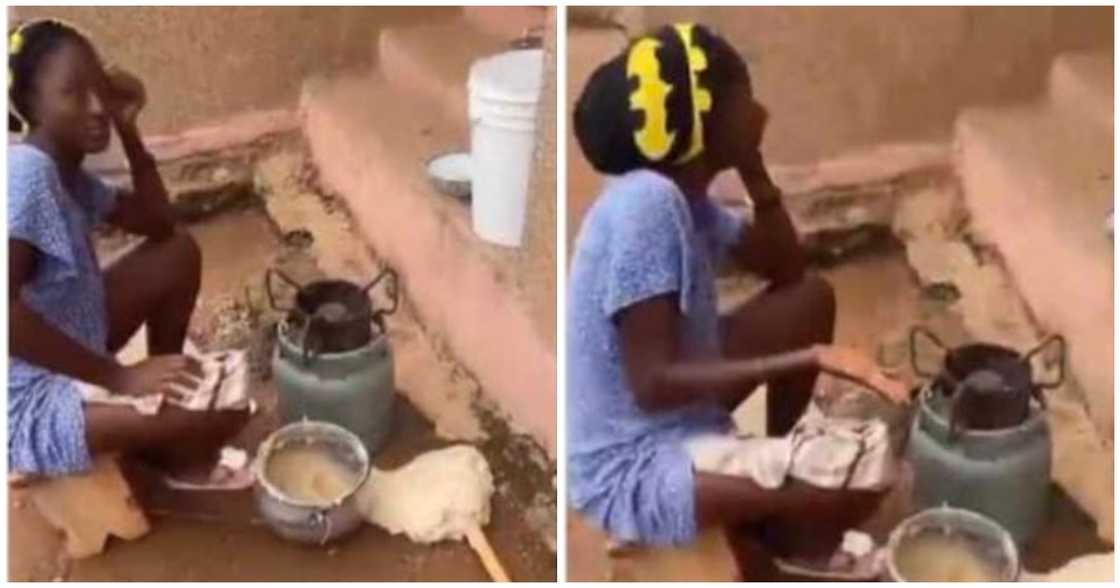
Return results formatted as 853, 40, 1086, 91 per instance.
1048, 51, 1113, 135
462, 6, 547, 39
299, 71, 555, 455
955, 100, 1113, 440
377, 14, 519, 126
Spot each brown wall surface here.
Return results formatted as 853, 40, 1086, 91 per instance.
573, 6, 1113, 165
521, 7, 558, 350
11, 6, 460, 134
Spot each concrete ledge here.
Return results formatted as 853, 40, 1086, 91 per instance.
300, 72, 555, 455
955, 102, 1113, 440
85, 108, 298, 175
462, 6, 546, 39
708, 142, 952, 204
377, 20, 510, 125
1049, 51, 1113, 135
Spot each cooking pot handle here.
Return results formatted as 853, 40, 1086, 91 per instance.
910, 326, 948, 379
946, 382, 972, 443
945, 389, 963, 439
298, 317, 324, 367
265, 268, 303, 313
308, 510, 333, 546
362, 268, 400, 333
1024, 334, 1066, 390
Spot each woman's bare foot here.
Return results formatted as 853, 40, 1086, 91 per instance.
773, 530, 883, 580
162, 447, 253, 491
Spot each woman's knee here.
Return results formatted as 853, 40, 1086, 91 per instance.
793, 274, 835, 343
189, 407, 250, 440
166, 228, 202, 285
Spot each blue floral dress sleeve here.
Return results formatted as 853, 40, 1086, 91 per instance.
568, 170, 729, 547
601, 173, 694, 317
8, 151, 81, 282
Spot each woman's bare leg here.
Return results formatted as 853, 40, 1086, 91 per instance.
85, 403, 250, 477
710, 274, 885, 575
696, 472, 883, 578
719, 273, 836, 435
724, 523, 776, 581
104, 227, 201, 355
97, 227, 250, 480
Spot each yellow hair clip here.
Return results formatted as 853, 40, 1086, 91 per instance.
9, 27, 25, 56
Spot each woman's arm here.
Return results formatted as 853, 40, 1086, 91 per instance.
10, 241, 201, 396
616, 294, 909, 412
616, 294, 818, 412
726, 151, 807, 287
9, 241, 123, 388
101, 67, 176, 240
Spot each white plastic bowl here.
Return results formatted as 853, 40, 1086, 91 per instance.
426, 152, 472, 201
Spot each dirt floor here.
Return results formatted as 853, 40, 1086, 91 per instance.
568, 250, 1111, 581
8, 146, 557, 581
9, 396, 555, 582
820, 253, 1110, 574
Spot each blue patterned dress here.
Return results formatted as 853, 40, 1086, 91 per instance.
567, 169, 745, 546
8, 143, 119, 476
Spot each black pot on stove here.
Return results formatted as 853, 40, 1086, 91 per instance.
910, 327, 1066, 434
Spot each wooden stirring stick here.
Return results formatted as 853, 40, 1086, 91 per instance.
466, 524, 511, 582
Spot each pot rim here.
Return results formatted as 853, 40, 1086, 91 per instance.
916, 384, 1046, 439
253, 420, 371, 509
884, 505, 1021, 581
276, 317, 387, 359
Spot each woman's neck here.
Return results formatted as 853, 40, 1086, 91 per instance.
661, 160, 715, 201
26, 131, 84, 181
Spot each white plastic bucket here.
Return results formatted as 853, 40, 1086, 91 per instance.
468, 49, 544, 247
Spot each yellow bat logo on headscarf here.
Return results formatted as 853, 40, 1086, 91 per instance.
627, 37, 675, 161
674, 23, 712, 163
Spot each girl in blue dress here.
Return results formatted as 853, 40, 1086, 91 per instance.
9, 19, 249, 489
567, 23, 908, 578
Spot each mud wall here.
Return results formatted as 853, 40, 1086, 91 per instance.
521, 7, 557, 350
575, 6, 1113, 164
10, 6, 460, 135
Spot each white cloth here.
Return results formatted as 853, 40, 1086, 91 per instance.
685, 404, 897, 491
78, 350, 254, 416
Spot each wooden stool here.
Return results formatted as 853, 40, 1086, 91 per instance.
21, 455, 150, 558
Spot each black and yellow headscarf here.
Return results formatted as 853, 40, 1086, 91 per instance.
574, 23, 748, 175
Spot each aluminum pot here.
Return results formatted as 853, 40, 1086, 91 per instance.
884, 505, 1020, 582
253, 420, 370, 545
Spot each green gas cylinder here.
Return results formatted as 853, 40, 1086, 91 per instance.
267, 268, 398, 454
